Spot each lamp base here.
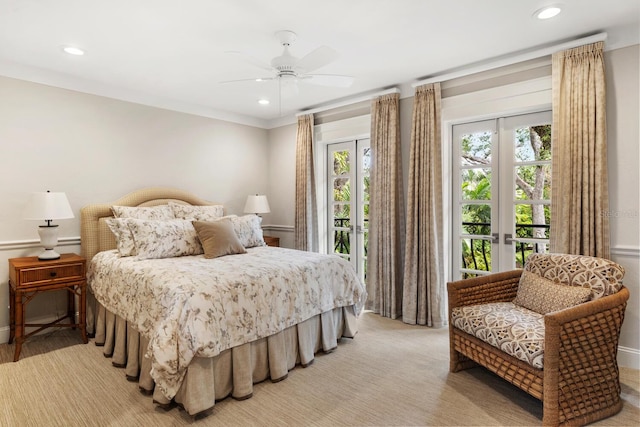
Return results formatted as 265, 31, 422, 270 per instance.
38, 248, 61, 260
38, 225, 61, 260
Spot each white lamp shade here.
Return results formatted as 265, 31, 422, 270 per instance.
23, 191, 74, 221
243, 195, 270, 214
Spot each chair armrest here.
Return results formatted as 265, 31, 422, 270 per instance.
542, 286, 629, 425
447, 269, 522, 311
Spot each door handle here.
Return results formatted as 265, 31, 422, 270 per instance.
504, 233, 513, 245
491, 233, 499, 243
350, 225, 364, 234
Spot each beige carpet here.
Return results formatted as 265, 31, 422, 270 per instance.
1, 312, 638, 426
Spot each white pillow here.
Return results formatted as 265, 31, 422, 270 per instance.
111, 205, 175, 220
126, 219, 204, 259
169, 202, 225, 221
231, 215, 265, 248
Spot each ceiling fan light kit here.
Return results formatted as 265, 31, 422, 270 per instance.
221, 29, 354, 109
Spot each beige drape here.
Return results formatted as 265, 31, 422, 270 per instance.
295, 114, 319, 252
550, 42, 610, 258
402, 83, 445, 327
366, 93, 405, 319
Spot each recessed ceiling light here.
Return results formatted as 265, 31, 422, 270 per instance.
258, 99, 270, 105
534, 5, 562, 20
62, 46, 85, 56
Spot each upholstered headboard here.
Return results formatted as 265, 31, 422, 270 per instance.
80, 187, 217, 261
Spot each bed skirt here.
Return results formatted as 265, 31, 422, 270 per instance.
89, 297, 358, 417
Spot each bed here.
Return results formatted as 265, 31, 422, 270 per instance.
80, 187, 366, 417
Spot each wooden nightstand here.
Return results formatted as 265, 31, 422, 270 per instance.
8, 253, 88, 361
263, 235, 280, 247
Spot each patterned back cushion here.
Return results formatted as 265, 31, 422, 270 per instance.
514, 270, 592, 314
524, 253, 625, 299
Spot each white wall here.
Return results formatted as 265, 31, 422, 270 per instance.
605, 45, 640, 367
0, 76, 269, 341
265, 123, 297, 248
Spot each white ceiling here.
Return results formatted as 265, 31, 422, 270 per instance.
1, 0, 638, 128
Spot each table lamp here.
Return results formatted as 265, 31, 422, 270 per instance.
23, 191, 74, 260
243, 194, 270, 216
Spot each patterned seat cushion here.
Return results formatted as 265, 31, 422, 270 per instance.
451, 302, 545, 369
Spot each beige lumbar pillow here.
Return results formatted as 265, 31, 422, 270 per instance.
192, 219, 247, 259
514, 270, 592, 315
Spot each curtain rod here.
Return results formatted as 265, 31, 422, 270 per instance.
296, 87, 400, 117
412, 32, 608, 87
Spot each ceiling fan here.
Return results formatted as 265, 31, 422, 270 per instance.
222, 30, 354, 100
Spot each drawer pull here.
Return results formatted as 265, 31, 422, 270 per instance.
50, 271, 57, 277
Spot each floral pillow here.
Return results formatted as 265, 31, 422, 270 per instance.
107, 205, 176, 256
111, 205, 175, 220
126, 219, 204, 259
231, 215, 266, 248
192, 219, 247, 259
105, 218, 137, 257
513, 270, 592, 315
169, 202, 224, 221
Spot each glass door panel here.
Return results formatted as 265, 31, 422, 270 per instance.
453, 121, 498, 279
327, 139, 370, 282
503, 112, 552, 269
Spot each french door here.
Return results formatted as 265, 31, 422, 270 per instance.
327, 139, 370, 282
452, 111, 552, 279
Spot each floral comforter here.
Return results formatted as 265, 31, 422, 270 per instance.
87, 247, 366, 399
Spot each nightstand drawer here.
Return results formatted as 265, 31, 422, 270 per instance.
17, 262, 85, 288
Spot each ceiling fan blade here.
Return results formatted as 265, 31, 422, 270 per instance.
300, 74, 354, 88
295, 46, 339, 73
225, 50, 274, 72
219, 77, 275, 84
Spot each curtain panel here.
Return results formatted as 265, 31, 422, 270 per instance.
550, 41, 610, 258
295, 114, 319, 252
402, 83, 446, 327
366, 93, 405, 319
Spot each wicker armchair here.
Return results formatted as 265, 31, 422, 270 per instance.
448, 253, 629, 426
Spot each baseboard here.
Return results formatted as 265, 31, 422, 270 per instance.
618, 346, 640, 370
0, 325, 8, 344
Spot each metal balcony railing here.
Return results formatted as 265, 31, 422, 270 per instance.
334, 217, 351, 254
461, 222, 550, 278
333, 217, 369, 255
